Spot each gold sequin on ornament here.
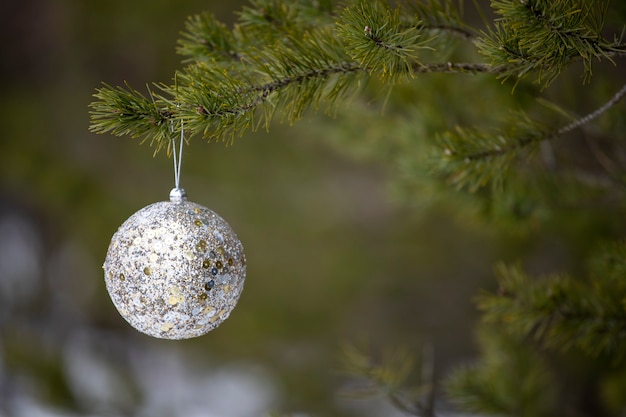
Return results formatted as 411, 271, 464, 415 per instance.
104, 200, 246, 339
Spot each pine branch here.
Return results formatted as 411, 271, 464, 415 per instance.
91, 0, 501, 149
176, 12, 241, 63
177, 0, 337, 64
446, 328, 557, 417
413, 61, 493, 73
339, 343, 437, 417
477, 0, 624, 87
477, 252, 626, 358
446, 226, 626, 417
89, 59, 495, 149
556, 82, 626, 136
434, 81, 626, 191
236, 0, 334, 44
172, 27, 368, 143
89, 0, 623, 156
434, 112, 550, 191
337, 0, 431, 81
89, 83, 174, 148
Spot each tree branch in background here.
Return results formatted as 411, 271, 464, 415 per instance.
435, 82, 626, 191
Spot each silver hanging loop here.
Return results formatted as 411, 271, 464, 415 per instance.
169, 120, 187, 202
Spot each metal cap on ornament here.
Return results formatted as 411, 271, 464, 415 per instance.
169, 187, 187, 202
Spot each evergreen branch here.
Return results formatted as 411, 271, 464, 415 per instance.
89, 55, 496, 148
89, 0, 623, 157
478, 259, 626, 358
469, 81, 626, 158
478, 0, 622, 87
339, 343, 437, 417
179, 57, 496, 132
446, 329, 557, 417
188, 61, 363, 125
434, 81, 626, 191
447, 369, 514, 417
413, 62, 493, 73
176, 12, 241, 63
183, 59, 494, 126
177, 0, 337, 64
434, 113, 549, 191
89, 0, 501, 147
608, 42, 626, 58
236, 0, 334, 46
337, 0, 431, 81
176, 59, 494, 140
238, 63, 362, 100
556, 82, 626, 136
89, 83, 174, 149
161, 27, 369, 143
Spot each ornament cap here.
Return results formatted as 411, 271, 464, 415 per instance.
169, 187, 188, 202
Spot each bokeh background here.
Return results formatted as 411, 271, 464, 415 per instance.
1, 1, 625, 416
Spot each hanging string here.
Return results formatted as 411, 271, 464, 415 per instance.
172, 120, 184, 189
169, 119, 187, 202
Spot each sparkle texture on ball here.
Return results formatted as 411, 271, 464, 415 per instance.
104, 199, 246, 339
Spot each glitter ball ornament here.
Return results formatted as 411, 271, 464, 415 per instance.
104, 189, 246, 339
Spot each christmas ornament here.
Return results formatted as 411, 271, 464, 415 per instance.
103, 127, 246, 339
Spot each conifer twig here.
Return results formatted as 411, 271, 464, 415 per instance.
435, 81, 626, 191
464, 82, 626, 162
557, 82, 626, 136
184, 61, 495, 129
413, 62, 493, 74
478, 254, 626, 358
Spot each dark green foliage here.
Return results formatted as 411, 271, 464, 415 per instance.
444, 242, 626, 416
337, 0, 429, 80
171, 26, 364, 145
479, 245, 626, 357
433, 111, 550, 191
177, 12, 239, 63
87, 0, 489, 149
340, 343, 436, 416
446, 329, 557, 417
90, 83, 173, 149
477, 0, 623, 87
236, 0, 333, 44
96, 0, 444, 148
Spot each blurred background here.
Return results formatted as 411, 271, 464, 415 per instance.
1, 0, 625, 416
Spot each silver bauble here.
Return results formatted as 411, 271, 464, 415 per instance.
104, 189, 246, 339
